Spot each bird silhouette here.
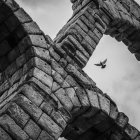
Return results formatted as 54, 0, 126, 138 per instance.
94, 59, 107, 69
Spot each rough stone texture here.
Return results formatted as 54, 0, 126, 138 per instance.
0, 0, 139, 140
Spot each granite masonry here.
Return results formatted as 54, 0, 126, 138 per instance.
0, 0, 139, 140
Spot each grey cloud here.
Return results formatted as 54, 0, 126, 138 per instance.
111, 72, 140, 129
19, 0, 64, 7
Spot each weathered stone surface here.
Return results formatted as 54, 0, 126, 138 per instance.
51, 110, 67, 129
33, 67, 53, 89
7, 102, 30, 128
24, 119, 41, 140
98, 94, 110, 115
51, 59, 67, 78
13, 94, 42, 121
0, 126, 12, 140
116, 112, 129, 128
54, 88, 73, 111
38, 130, 54, 140
14, 8, 32, 23
38, 113, 63, 139
66, 64, 96, 88
125, 124, 139, 139
20, 84, 44, 106
135, 135, 140, 140
28, 77, 51, 95
75, 87, 90, 107
0, 0, 139, 140
0, 114, 29, 140
86, 89, 100, 116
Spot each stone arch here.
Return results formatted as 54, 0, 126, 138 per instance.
0, 0, 139, 140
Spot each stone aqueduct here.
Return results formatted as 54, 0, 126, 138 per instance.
0, 0, 140, 139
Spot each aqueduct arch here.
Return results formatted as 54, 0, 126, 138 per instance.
0, 0, 139, 140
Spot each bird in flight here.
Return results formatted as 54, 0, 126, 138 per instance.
94, 59, 107, 69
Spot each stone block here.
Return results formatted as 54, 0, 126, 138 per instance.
75, 87, 90, 107
45, 34, 54, 45
18, 35, 49, 54
16, 53, 26, 69
125, 123, 139, 139
5, 14, 19, 32
0, 126, 12, 140
7, 46, 20, 63
0, 40, 11, 57
65, 87, 81, 108
51, 59, 67, 78
38, 113, 63, 139
109, 102, 118, 120
85, 89, 100, 117
135, 135, 140, 140
81, 38, 94, 55
76, 18, 89, 33
52, 82, 60, 92
14, 8, 32, 23
98, 94, 110, 115
0, 3, 12, 20
29, 35, 49, 49
33, 67, 53, 89
34, 57, 52, 75
33, 46, 51, 61
6, 82, 18, 99
9, 68, 22, 85
88, 30, 100, 44
24, 119, 41, 140
41, 101, 54, 116
110, 131, 123, 140
51, 110, 67, 129
6, 0, 20, 11
52, 70, 64, 86
22, 21, 42, 35
0, 24, 9, 42
59, 58, 67, 68
0, 80, 10, 94
38, 130, 54, 140
13, 94, 42, 121
74, 24, 96, 47
66, 64, 96, 88
80, 14, 95, 31
54, 88, 73, 111
68, 35, 90, 58
7, 102, 30, 128
116, 112, 129, 128
75, 50, 88, 66
49, 47, 60, 61
22, 59, 34, 75
20, 84, 44, 107
28, 77, 51, 95
0, 114, 29, 140
59, 107, 72, 123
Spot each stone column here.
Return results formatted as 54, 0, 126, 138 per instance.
0, 1, 69, 139
54, 0, 110, 68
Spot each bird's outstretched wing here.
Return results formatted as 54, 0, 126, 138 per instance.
94, 63, 101, 66
102, 59, 107, 65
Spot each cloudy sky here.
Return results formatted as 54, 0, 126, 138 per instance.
16, 0, 140, 131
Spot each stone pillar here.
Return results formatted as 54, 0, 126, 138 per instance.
0, 1, 69, 139
54, 0, 110, 68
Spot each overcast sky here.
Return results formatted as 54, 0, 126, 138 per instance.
16, 0, 140, 131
